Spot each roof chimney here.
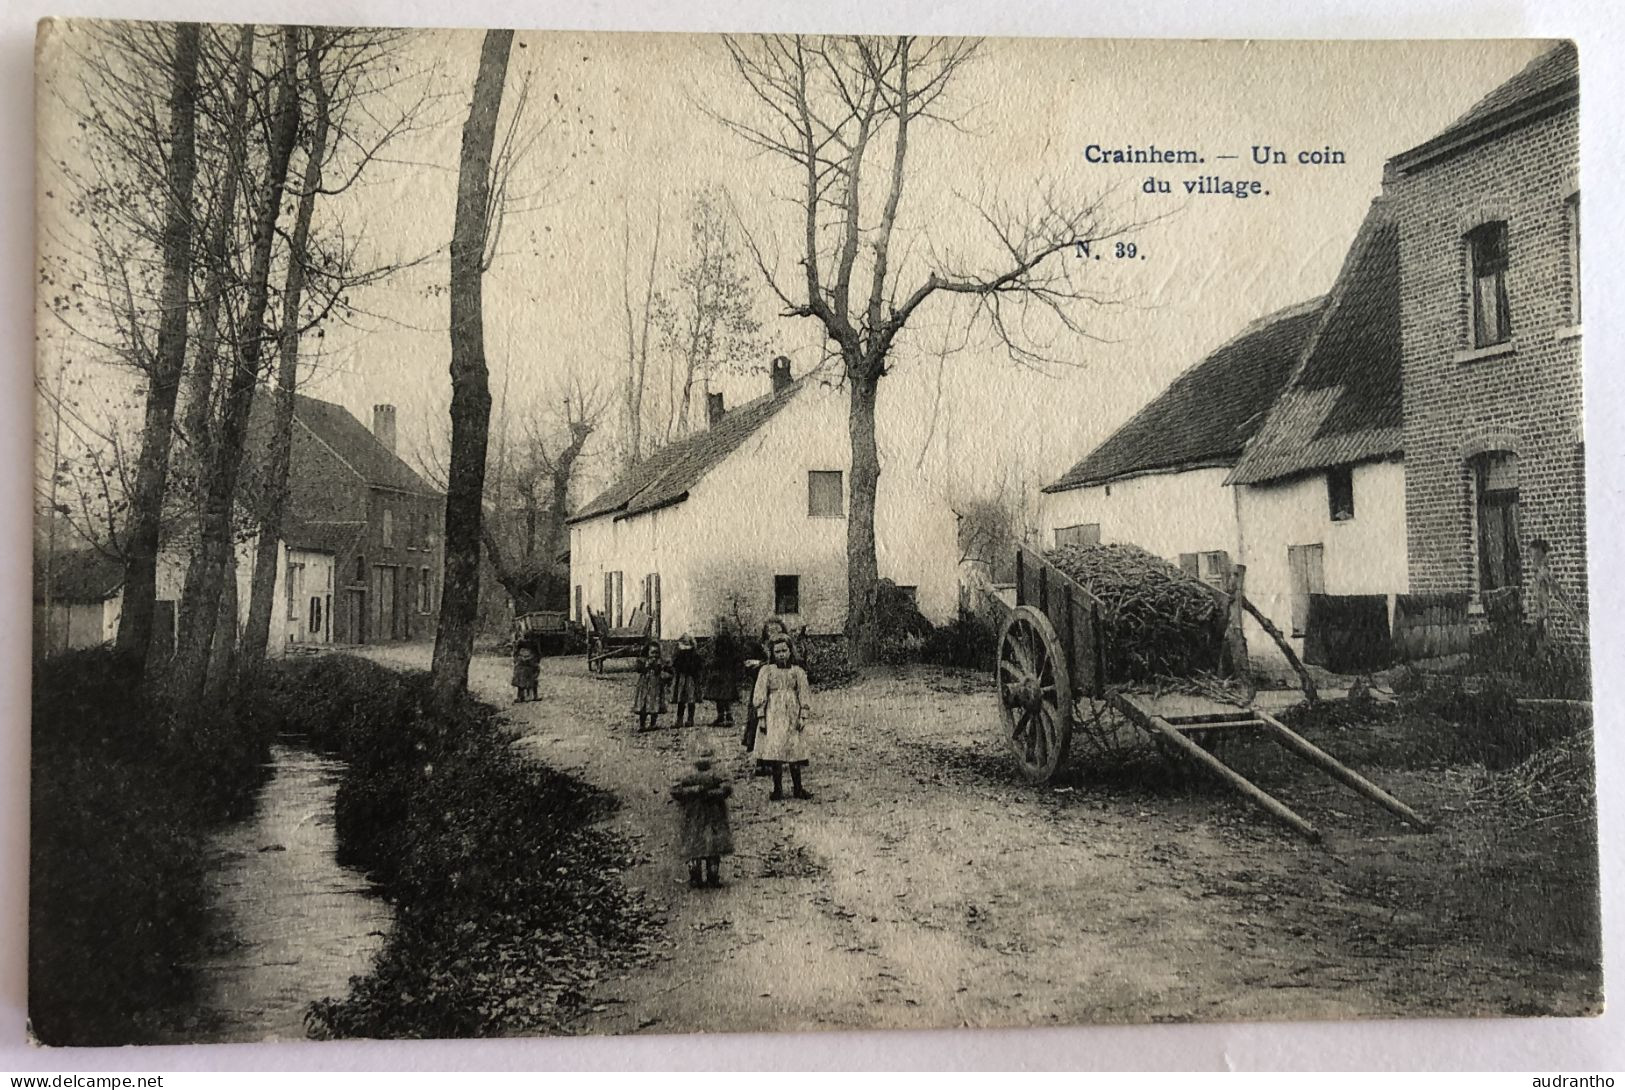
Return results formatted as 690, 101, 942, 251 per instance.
372, 404, 397, 455
770, 355, 793, 394
706, 391, 726, 427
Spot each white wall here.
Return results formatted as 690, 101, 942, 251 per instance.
570, 380, 960, 640
1235, 459, 1409, 670
1040, 467, 1241, 560
279, 547, 337, 648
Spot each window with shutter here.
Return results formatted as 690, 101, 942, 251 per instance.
1054, 524, 1101, 547
808, 471, 844, 517
1327, 465, 1355, 521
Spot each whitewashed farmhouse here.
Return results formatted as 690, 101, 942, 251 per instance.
1037, 297, 1326, 590
1228, 199, 1408, 664
567, 358, 959, 641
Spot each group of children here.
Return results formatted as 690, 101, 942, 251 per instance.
508, 617, 815, 891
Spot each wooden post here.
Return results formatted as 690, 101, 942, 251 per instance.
1114, 693, 1321, 842
1241, 595, 1319, 706
1224, 565, 1254, 697
1254, 710, 1433, 830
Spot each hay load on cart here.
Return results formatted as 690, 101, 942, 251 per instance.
995, 542, 1429, 841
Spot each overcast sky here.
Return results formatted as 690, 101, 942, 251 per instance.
37, 30, 1550, 506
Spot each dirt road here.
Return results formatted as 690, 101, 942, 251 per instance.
363, 646, 1600, 1033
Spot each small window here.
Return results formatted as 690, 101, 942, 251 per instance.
1327, 466, 1355, 521
808, 471, 844, 517
355, 555, 366, 583
774, 574, 801, 615
308, 596, 322, 633
1055, 524, 1101, 547
381, 507, 394, 548
1566, 193, 1581, 324
1466, 221, 1511, 347
1198, 550, 1231, 590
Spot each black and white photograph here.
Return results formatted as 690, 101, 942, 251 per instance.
26, 21, 1603, 1051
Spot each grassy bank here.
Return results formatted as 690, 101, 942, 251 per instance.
29, 649, 278, 1046
254, 656, 657, 1038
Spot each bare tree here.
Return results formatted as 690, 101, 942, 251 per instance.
713, 35, 1120, 663
239, 27, 333, 673
112, 22, 199, 667
654, 187, 769, 441
170, 26, 303, 707
431, 28, 515, 707
619, 205, 662, 467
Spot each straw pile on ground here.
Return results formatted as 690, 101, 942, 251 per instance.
1468, 731, 1596, 836
1044, 542, 1227, 681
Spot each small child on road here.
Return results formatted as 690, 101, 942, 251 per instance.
511, 642, 540, 703
670, 746, 734, 888
670, 633, 702, 729
632, 639, 668, 731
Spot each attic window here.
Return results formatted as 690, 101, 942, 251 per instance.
1327, 466, 1355, 521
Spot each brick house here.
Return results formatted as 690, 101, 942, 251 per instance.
250, 394, 445, 644
1383, 41, 1584, 637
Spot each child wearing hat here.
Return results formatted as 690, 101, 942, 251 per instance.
511, 641, 540, 703
670, 745, 734, 888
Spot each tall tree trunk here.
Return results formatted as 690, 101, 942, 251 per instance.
431, 29, 514, 708
172, 27, 302, 709
115, 23, 200, 667
540, 424, 590, 567
845, 368, 882, 664
177, 25, 254, 645
203, 547, 239, 705
242, 29, 331, 675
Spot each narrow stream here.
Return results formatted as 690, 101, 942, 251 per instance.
179, 742, 392, 1042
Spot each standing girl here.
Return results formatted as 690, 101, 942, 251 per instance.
632, 640, 667, 731
751, 634, 814, 800
704, 620, 743, 727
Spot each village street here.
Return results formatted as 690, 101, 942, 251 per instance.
356, 645, 1595, 1034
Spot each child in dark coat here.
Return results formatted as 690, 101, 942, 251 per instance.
632, 640, 667, 731
511, 643, 540, 703
670, 634, 702, 729
670, 747, 734, 887
704, 622, 744, 727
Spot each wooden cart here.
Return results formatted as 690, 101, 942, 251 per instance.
513, 610, 573, 657
995, 545, 1430, 841
586, 606, 653, 673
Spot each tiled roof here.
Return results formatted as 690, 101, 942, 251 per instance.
284, 517, 366, 558
570, 377, 808, 523
1229, 201, 1403, 486
35, 547, 124, 602
1042, 299, 1326, 493
250, 392, 440, 497
1391, 41, 1577, 172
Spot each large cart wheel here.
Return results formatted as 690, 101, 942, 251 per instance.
996, 605, 1073, 783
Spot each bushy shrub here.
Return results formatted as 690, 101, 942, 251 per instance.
800, 635, 858, 688
922, 611, 1000, 669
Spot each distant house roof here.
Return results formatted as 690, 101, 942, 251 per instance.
250, 392, 440, 498
569, 376, 809, 524
35, 547, 124, 603
285, 517, 366, 559
1389, 41, 1577, 176
1042, 299, 1327, 494
1229, 201, 1402, 486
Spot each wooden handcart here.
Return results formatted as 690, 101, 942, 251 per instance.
513, 609, 570, 657
586, 605, 653, 673
994, 545, 1430, 842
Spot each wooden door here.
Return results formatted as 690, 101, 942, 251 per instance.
371, 565, 398, 641
1287, 543, 1325, 638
